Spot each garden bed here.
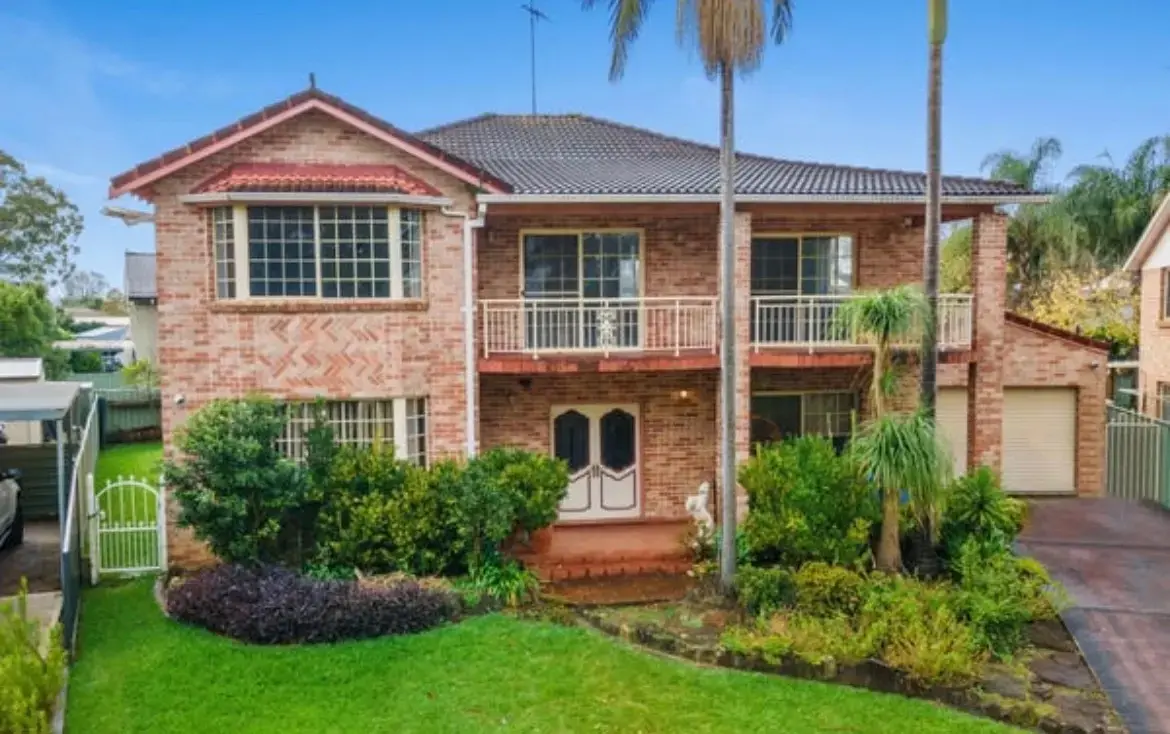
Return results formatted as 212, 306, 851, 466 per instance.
579, 601, 1123, 734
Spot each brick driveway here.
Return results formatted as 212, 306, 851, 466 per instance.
1020, 498, 1170, 734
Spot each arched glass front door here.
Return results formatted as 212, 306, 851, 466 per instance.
550, 404, 640, 521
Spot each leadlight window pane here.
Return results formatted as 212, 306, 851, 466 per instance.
246, 207, 317, 297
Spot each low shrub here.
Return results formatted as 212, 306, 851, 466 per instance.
736, 566, 796, 616
793, 562, 866, 617
165, 397, 312, 566
764, 612, 878, 666
167, 564, 458, 644
0, 583, 66, 734
740, 436, 876, 568
467, 448, 567, 536
949, 538, 1064, 659
467, 556, 541, 608
940, 467, 1025, 558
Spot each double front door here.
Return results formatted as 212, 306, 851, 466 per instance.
523, 232, 641, 351
551, 404, 640, 521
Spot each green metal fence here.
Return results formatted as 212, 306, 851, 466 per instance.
1106, 403, 1170, 507
99, 387, 161, 444
67, 372, 126, 391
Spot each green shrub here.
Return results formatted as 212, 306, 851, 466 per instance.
466, 448, 568, 536
740, 436, 876, 568
793, 562, 866, 617
940, 467, 1025, 557
736, 566, 796, 616
467, 556, 541, 608
121, 358, 159, 388
950, 539, 1063, 659
0, 583, 66, 734
766, 612, 878, 666
860, 575, 984, 686
165, 396, 311, 565
68, 349, 103, 373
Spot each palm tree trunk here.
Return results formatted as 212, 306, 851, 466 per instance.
718, 61, 738, 592
921, 39, 942, 417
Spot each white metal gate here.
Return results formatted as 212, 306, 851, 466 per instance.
87, 473, 167, 582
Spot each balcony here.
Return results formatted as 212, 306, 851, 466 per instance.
480, 297, 718, 358
750, 294, 973, 350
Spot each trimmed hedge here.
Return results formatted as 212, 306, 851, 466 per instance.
167, 565, 458, 645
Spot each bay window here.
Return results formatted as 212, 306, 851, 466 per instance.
211, 205, 424, 300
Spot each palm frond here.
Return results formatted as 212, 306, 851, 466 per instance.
851, 411, 952, 528
835, 285, 929, 348
583, 0, 655, 81
769, 0, 794, 44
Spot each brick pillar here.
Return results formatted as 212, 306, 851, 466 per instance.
967, 212, 1007, 471
715, 210, 753, 520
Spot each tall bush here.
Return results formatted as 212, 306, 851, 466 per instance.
940, 467, 1025, 558
466, 448, 568, 536
165, 397, 311, 565
740, 436, 876, 568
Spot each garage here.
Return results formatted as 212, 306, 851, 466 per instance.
936, 386, 1078, 494
1002, 388, 1077, 494
937, 388, 968, 479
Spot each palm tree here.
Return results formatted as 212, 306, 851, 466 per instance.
837, 285, 930, 572
1064, 136, 1170, 267
982, 137, 1063, 191
921, 0, 947, 417
583, 0, 794, 590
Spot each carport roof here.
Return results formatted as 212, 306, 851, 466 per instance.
0, 382, 80, 421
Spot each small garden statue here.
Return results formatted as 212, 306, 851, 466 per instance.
686, 481, 714, 537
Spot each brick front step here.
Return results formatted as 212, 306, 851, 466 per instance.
524, 557, 692, 582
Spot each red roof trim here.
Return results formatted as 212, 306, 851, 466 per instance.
1004, 311, 1110, 352
108, 88, 512, 199
192, 163, 443, 196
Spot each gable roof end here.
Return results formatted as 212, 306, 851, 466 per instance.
108, 88, 512, 200
1123, 191, 1170, 272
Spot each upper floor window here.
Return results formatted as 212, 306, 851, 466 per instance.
751, 234, 853, 296
211, 205, 424, 300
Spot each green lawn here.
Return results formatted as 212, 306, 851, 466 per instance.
94, 442, 163, 489
66, 581, 1018, 734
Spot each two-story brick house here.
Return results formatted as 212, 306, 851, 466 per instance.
109, 87, 1107, 576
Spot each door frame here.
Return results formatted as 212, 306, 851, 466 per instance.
549, 403, 644, 524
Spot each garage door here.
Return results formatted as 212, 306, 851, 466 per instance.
1002, 388, 1076, 494
937, 388, 968, 478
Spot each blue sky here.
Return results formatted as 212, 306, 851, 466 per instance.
2, 0, 1168, 285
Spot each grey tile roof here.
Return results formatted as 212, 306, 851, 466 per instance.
124, 251, 156, 301
418, 114, 1034, 198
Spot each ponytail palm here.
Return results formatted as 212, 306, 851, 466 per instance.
837, 286, 934, 573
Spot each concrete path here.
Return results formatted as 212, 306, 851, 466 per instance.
1020, 498, 1170, 734
0, 519, 60, 595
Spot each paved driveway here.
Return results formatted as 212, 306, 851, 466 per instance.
1020, 498, 1170, 734
0, 519, 60, 596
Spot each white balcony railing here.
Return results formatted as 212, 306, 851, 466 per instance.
480, 297, 718, 357
750, 293, 973, 350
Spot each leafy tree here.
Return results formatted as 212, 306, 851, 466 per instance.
940, 225, 971, 293
0, 281, 69, 378
100, 288, 129, 316
1021, 267, 1137, 357
982, 137, 1063, 191
61, 270, 110, 307
122, 359, 159, 388
68, 350, 103, 374
0, 150, 83, 286
584, 0, 794, 590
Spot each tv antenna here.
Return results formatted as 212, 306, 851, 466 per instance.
521, 2, 550, 114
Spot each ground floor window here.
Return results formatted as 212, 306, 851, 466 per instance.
750, 392, 856, 452
1158, 383, 1170, 421
279, 397, 428, 465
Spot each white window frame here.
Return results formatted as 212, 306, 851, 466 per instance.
212, 204, 425, 301
279, 397, 428, 465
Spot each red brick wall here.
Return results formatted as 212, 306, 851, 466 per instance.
148, 111, 478, 567
939, 318, 1107, 495
479, 372, 717, 520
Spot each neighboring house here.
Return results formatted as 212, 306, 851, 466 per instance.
108, 87, 1107, 574
54, 323, 134, 371
0, 358, 45, 444
125, 251, 158, 363
1124, 193, 1170, 418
